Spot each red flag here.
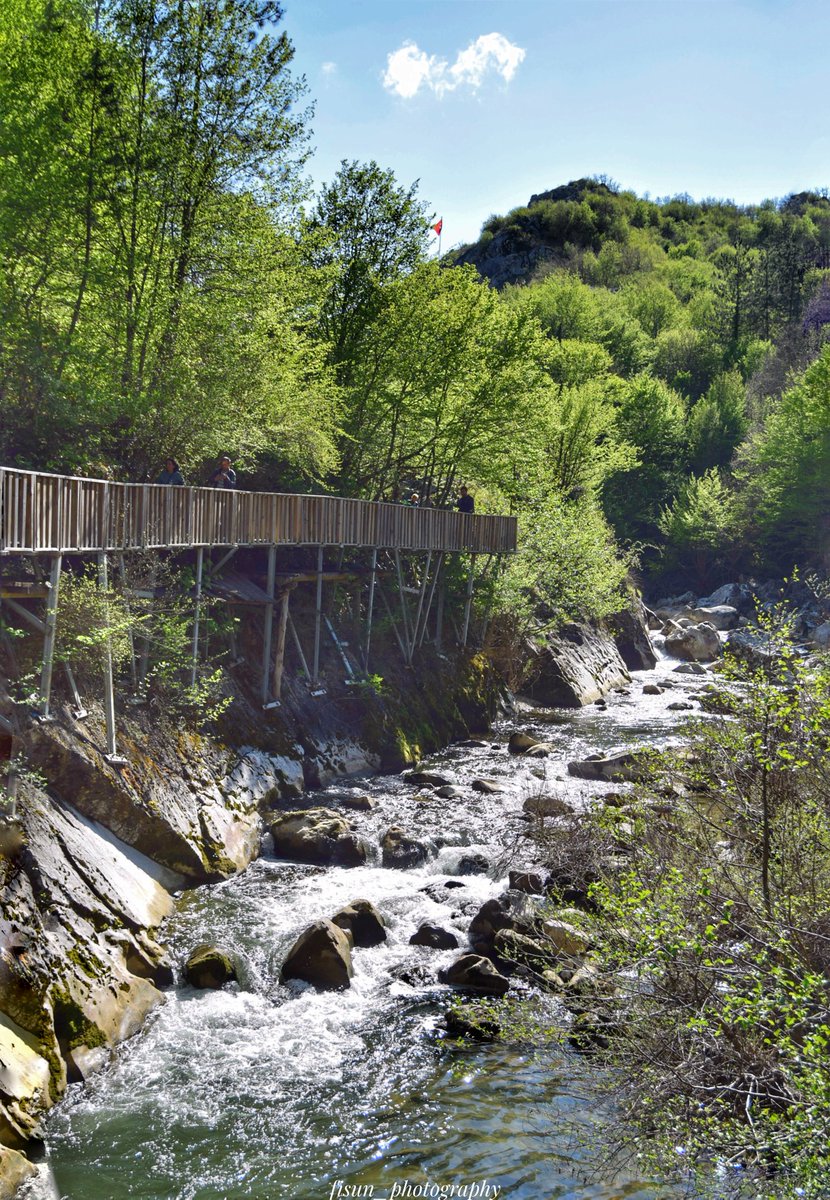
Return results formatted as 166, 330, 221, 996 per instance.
432, 218, 443, 236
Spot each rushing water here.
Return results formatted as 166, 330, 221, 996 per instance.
42, 652, 705, 1200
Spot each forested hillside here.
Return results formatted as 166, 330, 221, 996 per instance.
3, 1, 830, 623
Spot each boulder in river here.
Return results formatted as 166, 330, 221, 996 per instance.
331, 900, 387, 947
183, 945, 238, 989
468, 890, 538, 955
280, 919, 353, 990
508, 870, 544, 895
673, 662, 707, 675
567, 751, 651, 783
456, 853, 490, 875
681, 605, 739, 631
269, 808, 369, 867
439, 954, 510, 995
443, 1004, 502, 1040
410, 923, 459, 950
493, 928, 556, 970
403, 771, 452, 788
381, 826, 431, 869
664, 623, 721, 662
541, 919, 589, 956
508, 731, 542, 754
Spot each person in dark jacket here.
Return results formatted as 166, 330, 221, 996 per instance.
207, 455, 236, 489
156, 458, 185, 485
456, 485, 475, 513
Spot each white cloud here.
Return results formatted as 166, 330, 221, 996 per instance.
383, 33, 525, 99
321, 61, 337, 75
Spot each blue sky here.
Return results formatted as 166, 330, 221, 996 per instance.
283, 0, 830, 249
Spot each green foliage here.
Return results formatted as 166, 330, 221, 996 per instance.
496, 490, 633, 630
740, 345, 830, 569
568, 606, 830, 1196
658, 468, 739, 588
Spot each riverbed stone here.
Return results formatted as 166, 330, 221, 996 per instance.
330, 900, 387, 947
443, 1004, 502, 1040
439, 954, 510, 995
403, 771, 452, 788
508, 731, 541, 754
381, 827, 430, 869
410, 923, 459, 950
280, 920, 353, 990
470, 778, 504, 794
508, 870, 544, 895
642, 683, 663, 695
567, 751, 651, 783
336, 794, 376, 812
183, 945, 237, 989
541, 919, 589, 956
434, 785, 463, 799
456, 854, 490, 876
522, 794, 572, 818
493, 929, 555, 970
682, 605, 739, 631
269, 808, 369, 867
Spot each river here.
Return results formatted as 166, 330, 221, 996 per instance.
41, 650, 701, 1200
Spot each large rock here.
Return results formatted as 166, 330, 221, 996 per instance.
681, 605, 739, 631
664, 622, 721, 662
0, 787, 171, 1144
280, 920, 353, 990
381, 827, 430, 869
330, 900, 387, 947
409, 923, 459, 950
183, 945, 237, 989
523, 622, 631, 707
269, 808, 368, 867
468, 890, 538, 955
438, 955, 510, 995
0, 1145, 37, 1196
607, 605, 658, 671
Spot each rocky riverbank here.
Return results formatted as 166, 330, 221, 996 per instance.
0, 599, 659, 1194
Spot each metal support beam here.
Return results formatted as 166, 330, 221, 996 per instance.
378, 584, 408, 661
39, 555, 62, 719
393, 549, 413, 662
210, 545, 239, 577
63, 664, 87, 719
261, 545, 277, 706
118, 554, 138, 693
435, 574, 445, 653
97, 553, 124, 763
410, 551, 433, 657
312, 545, 324, 686
418, 552, 444, 648
461, 554, 478, 648
189, 547, 205, 692
363, 549, 378, 672
324, 615, 355, 679
287, 613, 310, 680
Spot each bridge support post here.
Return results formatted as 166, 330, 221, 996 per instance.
435, 574, 445, 653
272, 587, 291, 703
409, 551, 432, 663
261, 545, 277, 705
287, 613, 310, 680
461, 554, 477, 648
39, 554, 62, 719
363, 549, 377, 672
190, 547, 204, 692
312, 545, 324, 688
393, 550, 413, 662
97, 552, 124, 763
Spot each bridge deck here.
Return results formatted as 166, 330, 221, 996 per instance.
0, 468, 517, 557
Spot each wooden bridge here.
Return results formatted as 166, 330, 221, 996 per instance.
0, 468, 517, 556
0, 468, 517, 766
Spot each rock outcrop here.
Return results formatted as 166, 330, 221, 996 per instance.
522, 622, 631, 707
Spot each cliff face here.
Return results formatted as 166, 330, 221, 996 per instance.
0, 645, 500, 1187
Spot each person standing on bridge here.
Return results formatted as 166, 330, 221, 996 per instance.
456, 485, 475, 514
207, 455, 236, 489
155, 457, 185, 485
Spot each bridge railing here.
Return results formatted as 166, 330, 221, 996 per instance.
0, 468, 518, 556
